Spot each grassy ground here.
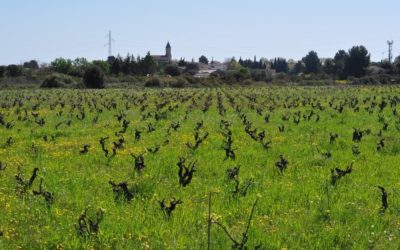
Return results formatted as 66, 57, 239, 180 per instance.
0, 86, 400, 249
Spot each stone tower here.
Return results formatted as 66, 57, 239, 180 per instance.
166, 42, 172, 61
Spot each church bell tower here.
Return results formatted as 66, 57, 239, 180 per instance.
166, 42, 172, 62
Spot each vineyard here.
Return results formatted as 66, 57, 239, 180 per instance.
1, 86, 400, 249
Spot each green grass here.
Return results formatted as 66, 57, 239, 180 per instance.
0, 86, 400, 249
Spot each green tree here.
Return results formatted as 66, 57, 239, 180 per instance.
227, 58, 242, 71
140, 52, 157, 75
109, 56, 123, 76
184, 63, 199, 75
178, 58, 187, 67
83, 66, 105, 89
71, 58, 91, 76
395, 56, 400, 74
199, 55, 209, 64
6, 64, 23, 77
164, 64, 181, 76
73, 58, 89, 68
50, 58, 75, 75
0, 66, 5, 77
302, 51, 321, 74
271, 58, 288, 73
122, 54, 132, 75
291, 61, 305, 75
233, 68, 250, 82
334, 50, 349, 79
23, 60, 39, 70
251, 69, 272, 82
92, 60, 110, 75
323, 58, 335, 75
345, 46, 370, 78
239, 57, 264, 69
380, 60, 393, 72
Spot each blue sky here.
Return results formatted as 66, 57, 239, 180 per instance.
1, 0, 399, 64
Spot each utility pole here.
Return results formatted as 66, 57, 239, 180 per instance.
387, 40, 394, 64
105, 31, 115, 58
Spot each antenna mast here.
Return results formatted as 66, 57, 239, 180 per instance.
387, 40, 394, 64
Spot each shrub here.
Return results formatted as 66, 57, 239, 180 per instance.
169, 78, 188, 88
184, 75, 197, 84
40, 73, 74, 88
275, 73, 287, 80
221, 71, 236, 84
145, 77, 162, 87
348, 74, 399, 85
25, 69, 38, 81
251, 70, 273, 82
210, 70, 223, 78
234, 68, 250, 81
83, 66, 105, 89
242, 79, 254, 86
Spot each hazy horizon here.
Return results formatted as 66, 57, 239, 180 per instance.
1, 0, 399, 65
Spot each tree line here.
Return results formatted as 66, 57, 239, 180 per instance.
237, 45, 387, 80
0, 45, 400, 87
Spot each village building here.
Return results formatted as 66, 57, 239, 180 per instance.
150, 42, 228, 78
194, 60, 228, 78
151, 42, 172, 64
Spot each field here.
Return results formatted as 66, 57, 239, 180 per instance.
1, 86, 400, 249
